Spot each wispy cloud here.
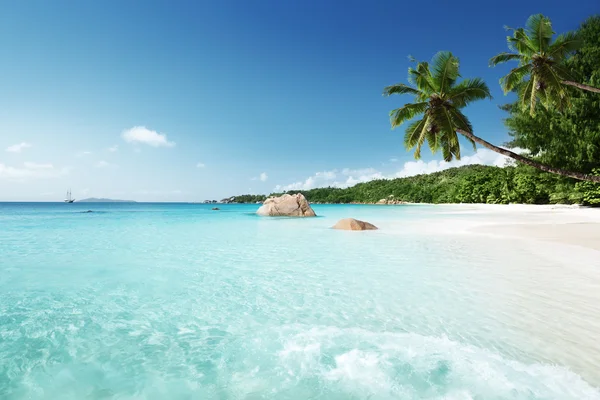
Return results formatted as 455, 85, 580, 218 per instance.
6, 142, 32, 153
108, 145, 119, 152
251, 172, 269, 182
122, 126, 175, 148
389, 157, 399, 163
196, 162, 205, 168
274, 148, 521, 192
95, 160, 117, 168
0, 162, 68, 180
76, 150, 92, 157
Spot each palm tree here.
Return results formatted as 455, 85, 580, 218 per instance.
490, 14, 600, 116
384, 51, 600, 182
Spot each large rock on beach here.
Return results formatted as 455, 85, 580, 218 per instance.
332, 218, 378, 231
256, 193, 316, 217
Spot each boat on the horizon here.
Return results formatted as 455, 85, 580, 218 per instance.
64, 190, 75, 203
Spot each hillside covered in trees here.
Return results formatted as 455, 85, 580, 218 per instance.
231, 164, 597, 205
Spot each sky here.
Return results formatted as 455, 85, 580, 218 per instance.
0, 0, 597, 201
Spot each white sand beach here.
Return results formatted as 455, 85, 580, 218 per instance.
453, 204, 600, 252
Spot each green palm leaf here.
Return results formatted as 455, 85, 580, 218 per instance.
382, 83, 421, 97
500, 64, 532, 93
507, 28, 536, 56
431, 51, 459, 94
389, 102, 428, 128
409, 62, 436, 93
526, 14, 554, 53
548, 31, 581, 59
448, 78, 492, 107
489, 52, 522, 66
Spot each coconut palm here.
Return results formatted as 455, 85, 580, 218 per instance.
384, 51, 600, 182
490, 14, 600, 116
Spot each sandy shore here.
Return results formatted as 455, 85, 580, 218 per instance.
474, 222, 600, 251
447, 204, 600, 252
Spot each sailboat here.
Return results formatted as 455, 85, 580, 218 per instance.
64, 189, 75, 203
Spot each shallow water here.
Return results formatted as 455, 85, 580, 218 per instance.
1, 202, 599, 399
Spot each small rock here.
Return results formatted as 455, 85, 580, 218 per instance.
212, 207, 220, 210
332, 218, 378, 231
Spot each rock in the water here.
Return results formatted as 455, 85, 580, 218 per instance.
212, 207, 220, 210
256, 193, 316, 217
332, 218, 378, 231
376, 199, 387, 205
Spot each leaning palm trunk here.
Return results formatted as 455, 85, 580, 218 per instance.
456, 129, 600, 183
561, 81, 600, 94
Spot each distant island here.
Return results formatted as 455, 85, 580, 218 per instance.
77, 198, 137, 203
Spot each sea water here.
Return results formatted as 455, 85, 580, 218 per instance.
1, 202, 599, 399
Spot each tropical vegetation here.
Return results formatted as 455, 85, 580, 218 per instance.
230, 15, 600, 206
230, 164, 595, 205
384, 14, 600, 183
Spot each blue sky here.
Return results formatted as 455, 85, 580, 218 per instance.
0, 0, 597, 201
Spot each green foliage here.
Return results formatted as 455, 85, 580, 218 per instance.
237, 165, 579, 205
231, 194, 267, 203
384, 51, 492, 162
575, 169, 600, 206
504, 16, 600, 173
490, 14, 581, 115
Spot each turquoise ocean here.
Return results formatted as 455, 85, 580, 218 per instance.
1, 202, 599, 399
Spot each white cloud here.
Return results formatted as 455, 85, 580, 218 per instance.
260, 172, 268, 182
274, 148, 523, 192
275, 168, 382, 191
122, 126, 175, 148
95, 160, 117, 168
6, 142, 32, 153
108, 145, 119, 152
0, 162, 68, 180
389, 158, 399, 163
196, 162, 205, 168
392, 148, 517, 178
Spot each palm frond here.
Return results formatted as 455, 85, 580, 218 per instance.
489, 52, 522, 67
382, 83, 421, 97
537, 63, 572, 111
440, 135, 453, 162
507, 28, 536, 56
403, 118, 428, 159
428, 105, 461, 160
526, 14, 554, 53
426, 129, 439, 154
389, 102, 428, 128
431, 51, 459, 94
500, 64, 532, 93
448, 108, 474, 139
408, 61, 436, 93
548, 31, 581, 60
448, 78, 492, 107
517, 79, 535, 114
